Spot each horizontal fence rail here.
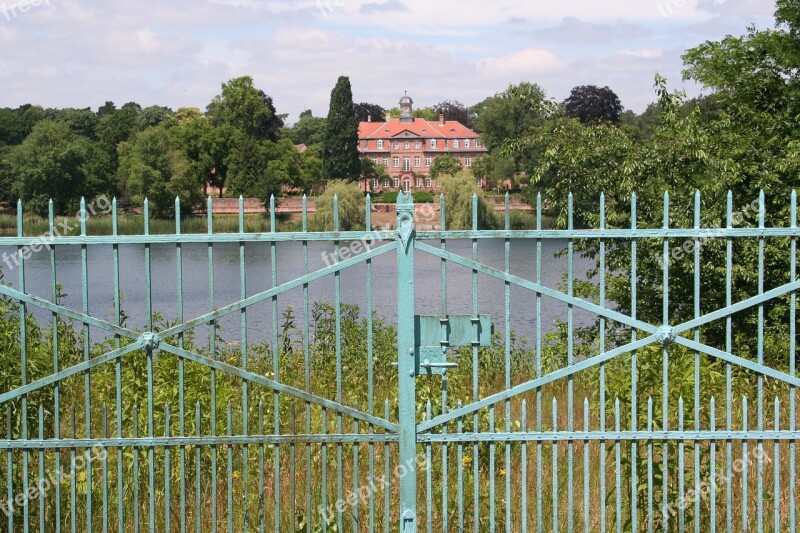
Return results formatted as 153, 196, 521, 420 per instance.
0, 190, 796, 532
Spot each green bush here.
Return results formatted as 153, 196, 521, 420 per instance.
379, 191, 398, 204
413, 191, 434, 203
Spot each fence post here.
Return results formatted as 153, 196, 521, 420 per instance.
396, 193, 418, 532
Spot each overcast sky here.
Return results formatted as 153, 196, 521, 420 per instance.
0, 0, 776, 121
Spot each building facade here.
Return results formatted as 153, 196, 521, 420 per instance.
358, 94, 488, 193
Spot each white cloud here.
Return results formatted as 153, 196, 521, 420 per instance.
478, 49, 566, 78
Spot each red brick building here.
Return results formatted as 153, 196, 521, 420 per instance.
358, 94, 488, 193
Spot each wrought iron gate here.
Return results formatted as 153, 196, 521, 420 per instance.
0, 191, 797, 531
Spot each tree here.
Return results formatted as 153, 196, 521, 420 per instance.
137, 106, 174, 129
310, 180, 365, 231
438, 171, 494, 230
354, 102, 386, 123
564, 85, 623, 124
207, 76, 284, 142
322, 76, 360, 182
429, 154, 462, 180
473, 82, 551, 149
283, 111, 327, 147
9, 120, 102, 215
433, 100, 475, 128
117, 126, 200, 218
359, 157, 389, 189
171, 117, 234, 196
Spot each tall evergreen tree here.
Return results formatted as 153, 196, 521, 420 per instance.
323, 76, 360, 182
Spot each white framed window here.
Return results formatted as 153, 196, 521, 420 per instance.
372, 179, 378, 188
393, 141, 400, 149
393, 178, 400, 188
393, 157, 400, 168
452, 140, 459, 149
377, 140, 384, 149
414, 141, 421, 149
416, 178, 422, 188
414, 156, 421, 168
403, 181, 411, 193
382, 158, 389, 167
465, 157, 472, 167
464, 139, 471, 148
403, 157, 411, 171
475, 140, 481, 148
372, 157, 378, 164
425, 157, 432, 167
383, 179, 389, 187
430, 139, 437, 149
477, 177, 482, 186
404, 142, 410, 150
425, 177, 432, 188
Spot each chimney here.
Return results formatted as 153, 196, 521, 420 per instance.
367, 114, 372, 122
385, 112, 392, 122
438, 113, 445, 126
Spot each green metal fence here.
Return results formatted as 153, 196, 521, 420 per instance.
0, 191, 797, 532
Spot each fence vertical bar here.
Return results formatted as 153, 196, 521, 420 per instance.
207, 197, 218, 533
16, 201, 28, 533
175, 197, 186, 533
238, 197, 250, 532
504, 193, 511, 533
333, 194, 343, 533
790, 189, 796, 533
647, 398, 654, 533
425, 402, 432, 533
195, 403, 201, 533
661, 192, 670, 533
534, 193, 543, 533
102, 404, 108, 533
601, 192, 610, 533
472, 193, 479, 533
302, 195, 311, 533
49, 200, 63, 533
693, 190, 701, 533
396, 193, 417, 533
38, 405, 44, 533
110, 198, 121, 533
81, 198, 92, 533
678, 397, 685, 531
270, 195, 281, 533
144, 199, 155, 533
134, 405, 140, 533
521, 400, 528, 533
366, 193, 376, 533
773, 399, 780, 531
726, 191, 733, 533
164, 404, 171, 533
489, 405, 496, 533
258, 402, 265, 533
457, 402, 464, 532
439, 193, 449, 533
742, 397, 749, 532
710, 397, 716, 532
552, 399, 559, 533
615, 398, 621, 533
757, 191, 765, 532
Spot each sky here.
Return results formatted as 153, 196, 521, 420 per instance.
0, 0, 777, 122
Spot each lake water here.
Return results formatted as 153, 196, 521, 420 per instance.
0, 239, 596, 347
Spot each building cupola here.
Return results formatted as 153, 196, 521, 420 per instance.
399, 91, 414, 123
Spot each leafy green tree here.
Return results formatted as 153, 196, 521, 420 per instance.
359, 156, 389, 192
297, 149, 325, 194
118, 126, 200, 217
354, 102, 386, 123
472, 82, 551, 149
171, 117, 234, 196
433, 100, 475, 127
207, 76, 284, 142
311, 180, 365, 231
323, 76, 360, 182
283, 110, 327, 147
137, 106, 174, 129
429, 154, 462, 180
564, 85, 624, 124
439, 171, 495, 230
9, 120, 108, 215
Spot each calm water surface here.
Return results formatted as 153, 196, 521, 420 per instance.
0, 239, 596, 347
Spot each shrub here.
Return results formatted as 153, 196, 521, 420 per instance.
413, 191, 434, 203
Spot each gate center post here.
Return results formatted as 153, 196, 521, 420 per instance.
396, 193, 418, 532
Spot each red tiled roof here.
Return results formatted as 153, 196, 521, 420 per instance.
359, 118, 480, 140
